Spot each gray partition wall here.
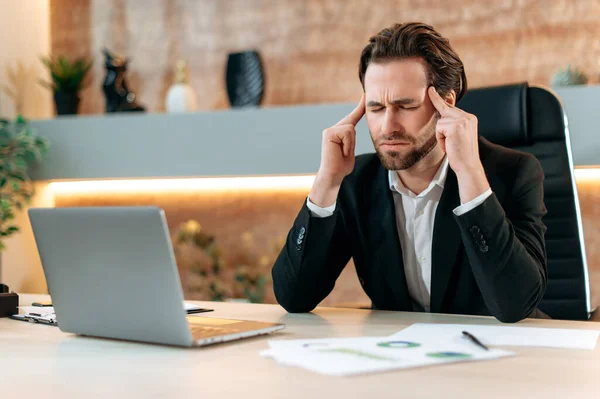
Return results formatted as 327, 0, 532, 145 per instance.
29, 104, 373, 180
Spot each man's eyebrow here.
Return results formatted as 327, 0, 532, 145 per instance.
366, 98, 417, 107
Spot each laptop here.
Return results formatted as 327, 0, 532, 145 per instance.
28, 206, 285, 347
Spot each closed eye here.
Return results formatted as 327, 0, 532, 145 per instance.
369, 105, 420, 113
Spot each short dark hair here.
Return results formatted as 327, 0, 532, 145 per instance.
359, 22, 467, 101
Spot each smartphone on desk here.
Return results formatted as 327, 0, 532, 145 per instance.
32, 301, 53, 307
187, 308, 213, 314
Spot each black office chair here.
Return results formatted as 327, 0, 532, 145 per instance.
458, 82, 591, 320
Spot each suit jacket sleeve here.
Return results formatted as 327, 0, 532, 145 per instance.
272, 200, 352, 313
454, 154, 548, 323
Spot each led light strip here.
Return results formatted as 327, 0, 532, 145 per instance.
49, 175, 316, 194
573, 168, 600, 181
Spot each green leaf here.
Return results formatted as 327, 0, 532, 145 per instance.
38, 79, 55, 90
14, 158, 27, 170
8, 173, 25, 181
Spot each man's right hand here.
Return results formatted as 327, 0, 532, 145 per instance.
309, 94, 366, 208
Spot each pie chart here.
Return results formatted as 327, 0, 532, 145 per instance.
377, 341, 421, 349
426, 352, 472, 359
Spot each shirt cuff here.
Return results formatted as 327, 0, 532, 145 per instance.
306, 197, 337, 218
453, 188, 493, 216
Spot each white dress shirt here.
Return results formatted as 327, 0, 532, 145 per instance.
307, 156, 492, 312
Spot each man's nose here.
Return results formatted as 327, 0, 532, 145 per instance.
381, 109, 404, 136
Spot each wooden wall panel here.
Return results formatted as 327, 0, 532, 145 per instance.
50, 0, 600, 114
576, 178, 600, 310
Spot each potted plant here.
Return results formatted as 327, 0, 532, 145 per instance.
0, 116, 49, 251
550, 65, 589, 87
174, 220, 282, 303
39, 56, 93, 115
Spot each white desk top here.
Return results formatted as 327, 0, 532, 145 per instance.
3, 294, 600, 398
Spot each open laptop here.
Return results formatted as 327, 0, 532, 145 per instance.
28, 206, 285, 347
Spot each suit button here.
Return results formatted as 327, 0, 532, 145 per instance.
480, 245, 489, 253
299, 227, 306, 235
469, 226, 480, 234
474, 233, 483, 241
296, 237, 303, 245
296, 245, 302, 251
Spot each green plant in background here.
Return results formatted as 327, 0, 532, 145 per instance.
39, 56, 93, 93
174, 220, 281, 303
175, 220, 227, 301
233, 231, 279, 303
0, 116, 49, 250
1, 61, 29, 116
550, 65, 589, 87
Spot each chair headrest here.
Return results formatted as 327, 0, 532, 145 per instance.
458, 83, 529, 146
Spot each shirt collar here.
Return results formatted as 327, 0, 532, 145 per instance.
388, 156, 449, 198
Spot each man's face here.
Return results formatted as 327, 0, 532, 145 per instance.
364, 58, 441, 171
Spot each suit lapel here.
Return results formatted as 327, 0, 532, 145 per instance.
365, 165, 412, 311
430, 168, 463, 313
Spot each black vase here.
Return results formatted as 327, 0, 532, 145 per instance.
53, 92, 80, 115
226, 50, 265, 107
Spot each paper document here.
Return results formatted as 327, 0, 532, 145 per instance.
184, 302, 201, 311
262, 335, 513, 376
12, 306, 57, 325
391, 323, 600, 350
19, 306, 55, 316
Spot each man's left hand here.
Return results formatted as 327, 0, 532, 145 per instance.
428, 86, 490, 203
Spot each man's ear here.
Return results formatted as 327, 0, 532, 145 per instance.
445, 90, 457, 107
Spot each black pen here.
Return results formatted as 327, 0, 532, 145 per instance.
462, 330, 489, 351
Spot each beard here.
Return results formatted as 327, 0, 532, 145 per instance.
373, 117, 439, 171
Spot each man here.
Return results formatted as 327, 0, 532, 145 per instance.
272, 22, 547, 323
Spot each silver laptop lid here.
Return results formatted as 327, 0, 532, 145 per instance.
28, 206, 193, 347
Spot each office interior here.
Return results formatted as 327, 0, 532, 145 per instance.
1, 1, 600, 396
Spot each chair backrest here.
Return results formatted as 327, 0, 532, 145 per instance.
458, 83, 590, 320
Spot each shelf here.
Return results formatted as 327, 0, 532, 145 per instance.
27, 86, 600, 181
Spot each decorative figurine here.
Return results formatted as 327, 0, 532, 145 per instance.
102, 48, 146, 113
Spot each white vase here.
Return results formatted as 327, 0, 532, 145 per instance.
165, 60, 198, 113
166, 84, 198, 113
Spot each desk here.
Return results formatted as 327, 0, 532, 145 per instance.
3, 294, 599, 398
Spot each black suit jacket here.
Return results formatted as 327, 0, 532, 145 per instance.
272, 138, 548, 323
